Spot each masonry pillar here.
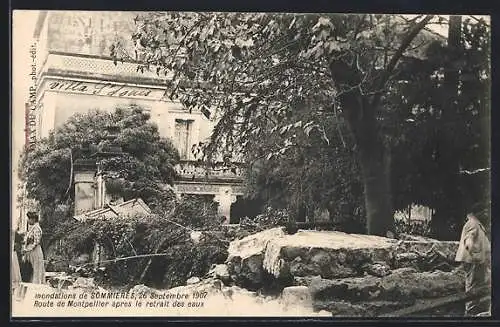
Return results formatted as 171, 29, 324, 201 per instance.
94, 170, 108, 209
73, 159, 97, 217
213, 186, 237, 224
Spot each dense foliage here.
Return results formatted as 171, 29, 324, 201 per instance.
390, 17, 491, 239
45, 196, 226, 289
117, 13, 490, 238
243, 113, 366, 230
394, 219, 432, 238
114, 13, 441, 236
19, 106, 180, 221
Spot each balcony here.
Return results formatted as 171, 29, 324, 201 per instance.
38, 51, 173, 86
175, 160, 245, 183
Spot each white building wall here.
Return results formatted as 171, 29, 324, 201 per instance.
36, 79, 217, 152
39, 91, 56, 139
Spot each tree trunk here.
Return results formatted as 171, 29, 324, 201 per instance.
336, 86, 395, 236
358, 141, 394, 236
431, 15, 463, 239
330, 16, 434, 237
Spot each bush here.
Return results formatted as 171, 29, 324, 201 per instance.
239, 206, 290, 232
47, 195, 228, 289
394, 219, 432, 237
171, 194, 220, 229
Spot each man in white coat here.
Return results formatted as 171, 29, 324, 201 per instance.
455, 209, 491, 316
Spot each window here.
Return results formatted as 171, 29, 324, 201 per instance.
174, 119, 193, 159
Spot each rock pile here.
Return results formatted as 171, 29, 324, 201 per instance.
46, 272, 108, 292
225, 228, 465, 317
40, 227, 466, 317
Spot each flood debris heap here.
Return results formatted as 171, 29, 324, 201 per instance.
38, 226, 467, 317
224, 227, 465, 317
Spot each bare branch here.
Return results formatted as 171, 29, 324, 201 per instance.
397, 15, 447, 39
468, 15, 490, 26
333, 102, 347, 148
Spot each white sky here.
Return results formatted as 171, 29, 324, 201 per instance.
12, 10, 38, 228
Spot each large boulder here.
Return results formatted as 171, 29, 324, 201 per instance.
392, 240, 460, 271
226, 227, 286, 290
263, 230, 395, 281
226, 227, 463, 302
308, 268, 465, 303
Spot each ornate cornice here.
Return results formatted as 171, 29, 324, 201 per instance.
174, 181, 245, 196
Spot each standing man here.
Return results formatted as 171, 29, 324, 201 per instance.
455, 207, 491, 316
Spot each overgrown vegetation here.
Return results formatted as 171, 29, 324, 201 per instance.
45, 196, 228, 289
121, 13, 490, 239
16, 14, 491, 294
19, 106, 180, 221
394, 219, 432, 238
239, 207, 290, 231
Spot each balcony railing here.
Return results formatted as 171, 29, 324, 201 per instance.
175, 160, 245, 182
38, 51, 173, 83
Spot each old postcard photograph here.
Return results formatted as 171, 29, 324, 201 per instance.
11, 10, 491, 318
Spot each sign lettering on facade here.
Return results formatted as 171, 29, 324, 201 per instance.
47, 80, 162, 99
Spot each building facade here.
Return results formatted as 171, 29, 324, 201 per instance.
26, 11, 247, 224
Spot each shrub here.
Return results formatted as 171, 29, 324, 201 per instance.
239, 206, 290, 232
46, 195, 228, 289
394, 219, 432, 237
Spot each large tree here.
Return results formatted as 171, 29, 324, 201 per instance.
240, 15, 491, 239
243, 104, 366, 231
390, 16, 491, 239
114, 13, 445, 236
18, 105, 180, 221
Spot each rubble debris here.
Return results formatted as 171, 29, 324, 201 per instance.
224, 228, 467, 316
308, 268, 465, 303
226, 227, 285, 289
393, 252, 420, 269
71, 277, 97, 290
228, 229, 461, 288
35, 228, 469, 317
186, 277, 201, 285
207, 264, 231, 285
361, 262, 392, 277
162, 277, 329, 316
380, 285, 490, 317
315, 299, 411, 317
280, 286, 313, 312
46, 272, 74, 289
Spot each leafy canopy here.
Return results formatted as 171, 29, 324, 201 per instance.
114, 13, 490, 237
113, 13, 441, 160
19, 106, 180, 213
